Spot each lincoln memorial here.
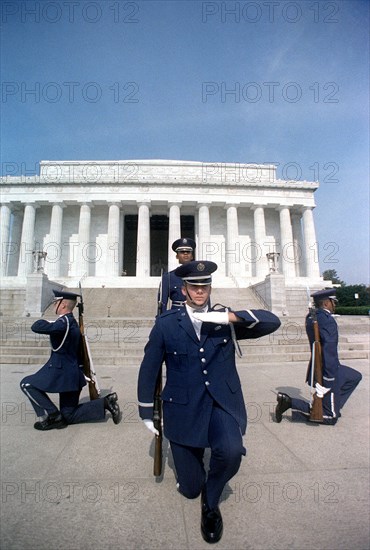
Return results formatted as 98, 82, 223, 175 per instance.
0, 160, 323, 299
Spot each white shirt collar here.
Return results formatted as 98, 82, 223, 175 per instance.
185, 304, 209, 339
186, 304, 209, 317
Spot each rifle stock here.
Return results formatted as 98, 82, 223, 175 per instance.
78, 283, 100, 400
309, 309, 324, 422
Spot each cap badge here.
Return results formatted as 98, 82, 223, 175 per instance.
197, 262, 205, 272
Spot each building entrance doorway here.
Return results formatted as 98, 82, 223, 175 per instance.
122, 214, 195, 276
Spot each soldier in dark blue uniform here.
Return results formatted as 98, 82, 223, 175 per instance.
138, 261, 281, 543
20, 290, 121, 430
276, 289, 362, 425
158, 237, 196, 314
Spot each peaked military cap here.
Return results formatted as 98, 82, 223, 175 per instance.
53, 289, 80, 301
175, 260, 217, 285
311, 288, 338, 302
172, 238, 196, 252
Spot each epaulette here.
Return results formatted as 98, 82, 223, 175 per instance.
161, 309, 181, 318
317, 308, 330, 316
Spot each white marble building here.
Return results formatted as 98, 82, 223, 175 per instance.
0, 159, 322, 289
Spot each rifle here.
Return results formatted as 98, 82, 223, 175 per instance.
77, 282, 100, 400
153, 271, 163, 476
309, 305, 324, 422
153, 371, 163, 476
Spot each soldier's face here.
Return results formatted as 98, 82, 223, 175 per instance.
182, 283, 211, 307
54, 299, 63, 314
176, 251, 193, 265
322, 298, 335, 312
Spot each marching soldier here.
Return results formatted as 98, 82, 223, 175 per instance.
138, 261, 281, 543
158, 237, 196, 314
20, 290, 121, 430
276, 288, 362, 424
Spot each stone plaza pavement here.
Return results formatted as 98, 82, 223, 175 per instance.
0, 355, 369, 550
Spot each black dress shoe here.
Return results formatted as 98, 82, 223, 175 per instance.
34, 413, 68, 431
275, 393, 292, 423
201, 489, 223, 544
104, 393, 122, 424
106, 392, 118, 403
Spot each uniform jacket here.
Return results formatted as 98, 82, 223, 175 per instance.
158, 270, 185, 313
305, 308, 340, 387
29, 313, 86, 393
138, 307, 281, 447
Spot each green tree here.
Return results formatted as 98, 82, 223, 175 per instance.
322, 269, 345, 285
336, 285, 370, 306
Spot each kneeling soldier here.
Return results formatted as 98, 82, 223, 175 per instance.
20, 290, 121, 430
275, 288, 362, 425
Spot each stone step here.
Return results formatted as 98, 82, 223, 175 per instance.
0, 285, 269, 318
2, 314, 368, 325
1, 339, 368, 357
2, 332, 368, 364
2, 327, 368, 350
2, 332, 368, 348
1, 349, 368, 366
42, 286, 266, 318
1, 311, 368, 326
0, 289, 26, 317
1, 313, 368, 366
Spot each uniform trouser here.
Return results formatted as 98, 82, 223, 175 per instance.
291, 365, 362, 425
20, 377, 105, 424
20, 377, 59, 417
170, 403, 246, 509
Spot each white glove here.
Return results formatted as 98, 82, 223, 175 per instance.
315, 383, 331, 398
192, 311, 229, 324
143, 419, 159, 436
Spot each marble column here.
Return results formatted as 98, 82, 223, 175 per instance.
106, 203, 121, 276
225, 205, 239, 277
17, 203, 37, 277
77, 204, 91, 277
302, 207, 320, 278
45, 203, 64, 279
197, 204, 211, 259
136, 202, 151, 277
291, 212, 304, 277
0, 204, 12, 277
168, 203, 181, 270
253, 206, 268, 278
120, 209, 125, 275
278, 206, 296, 278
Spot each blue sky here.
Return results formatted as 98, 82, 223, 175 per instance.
1, 0, 369, 284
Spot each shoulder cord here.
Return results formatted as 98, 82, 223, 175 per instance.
227, 308, 243, 358
213, 303, 243, 358
51, 315, 70, 352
